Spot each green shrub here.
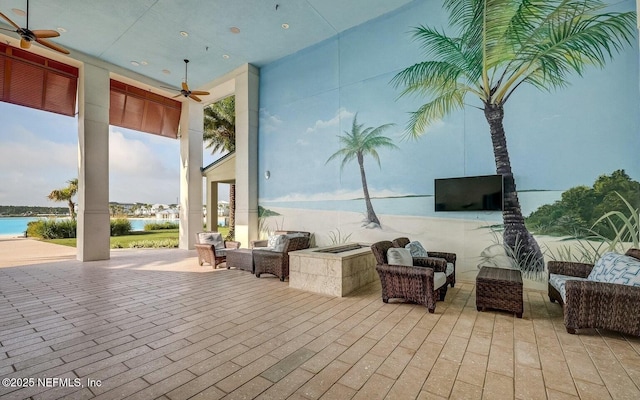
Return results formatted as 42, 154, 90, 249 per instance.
127, 239, 179, 248
110, 218, 132, 236
27, 219, 76, 239
144, 221, 179, 231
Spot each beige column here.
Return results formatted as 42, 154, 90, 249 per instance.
179, 101, 204, 249
206, 180, 218, 232
77, 63, 110, 261
234, 65, 260, 248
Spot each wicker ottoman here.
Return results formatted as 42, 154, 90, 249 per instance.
476, 266, 523, 318
226, 249, 254, 273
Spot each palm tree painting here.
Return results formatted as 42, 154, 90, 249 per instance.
47, 178, 78, 221
392, 0, 636, 275
326, 114, 397, 228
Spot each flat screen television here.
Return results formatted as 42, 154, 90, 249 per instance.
434, 174, 504, 211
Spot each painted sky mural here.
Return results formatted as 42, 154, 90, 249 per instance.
255, 0, 639, 281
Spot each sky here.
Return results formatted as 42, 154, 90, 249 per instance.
257, 0, 639, 203
0, 101, 225, 207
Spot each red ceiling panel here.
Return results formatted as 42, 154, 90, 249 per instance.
0, 43, 78, 117
109, 80, 181, 138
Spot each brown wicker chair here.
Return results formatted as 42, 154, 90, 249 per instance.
254, 235, 311, 281
250, 231, 311, 248
194, 232, 241, 269
371, 241, 448, 313
548, 248, 640, 335
392, 237, 457, 288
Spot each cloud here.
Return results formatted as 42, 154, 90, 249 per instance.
259, 109, 283, 133
305, 107, 355, 135
109, 129, 171, 176
108, 128, 180, 203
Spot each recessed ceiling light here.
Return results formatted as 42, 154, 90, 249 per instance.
11, 8, 25, 17
230, 27, 240, 34
131, 61, 140, 66
56, 27, 67, 33
281, 23, 290, 29
222, 54, 230, 59
180, 31, 189, 37
162, 69, 171, 75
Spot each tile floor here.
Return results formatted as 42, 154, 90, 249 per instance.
1, 246, 640, 399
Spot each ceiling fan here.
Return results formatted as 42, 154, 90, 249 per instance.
0, 0, 69, 54
165, 59, 210, 102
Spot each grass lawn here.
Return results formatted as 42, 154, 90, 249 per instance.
47, 227, 231, 248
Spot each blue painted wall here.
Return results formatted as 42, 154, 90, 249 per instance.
256, 0, 639, 277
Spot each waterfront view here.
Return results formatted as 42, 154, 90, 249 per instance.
0, 217, 177, 236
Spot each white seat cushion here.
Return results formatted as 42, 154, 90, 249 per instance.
549, 273, 588, 302
446, 262, 454, 276
214, 248, 228, 257
434, 272, 447, 290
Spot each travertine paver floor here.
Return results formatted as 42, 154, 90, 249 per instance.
1, 240, 640, 399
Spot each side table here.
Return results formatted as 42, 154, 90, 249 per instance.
476, 266, 523, 318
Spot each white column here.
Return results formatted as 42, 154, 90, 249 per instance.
77, 63, 110, 261
206, 180, 218, 232
234, 65, 260, 247
179, 101, 204, 249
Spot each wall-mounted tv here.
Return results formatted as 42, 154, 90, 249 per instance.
435, 174, 504, 211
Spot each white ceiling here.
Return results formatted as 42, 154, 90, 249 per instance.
0, 0, 416, 92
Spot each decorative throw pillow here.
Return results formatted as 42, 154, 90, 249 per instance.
267, 234, 286, 252
405, 241, 429, 258
198, 232, 224, 249
589, 252, 626, 283
387, 248, 413, 266
605, 255, 640, 287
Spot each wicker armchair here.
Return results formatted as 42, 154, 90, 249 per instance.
371, 241, 448, 313
194, 232, 241, 269
250, 231, 311, 248
254, 235, 311, 281
548, 248, 640, 335
392, 237, 457, 288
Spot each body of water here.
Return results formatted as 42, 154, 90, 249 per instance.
0, 217, 177, 236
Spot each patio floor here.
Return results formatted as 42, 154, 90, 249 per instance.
1, 239, 640, 399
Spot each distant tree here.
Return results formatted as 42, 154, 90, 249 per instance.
326, 114, 397, 227
527, 170, 640, 237
203, 96, 236, 240
47, 178, 78, 221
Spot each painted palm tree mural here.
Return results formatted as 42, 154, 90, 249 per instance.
326, 114, 397, 228
392, 0, 636, 275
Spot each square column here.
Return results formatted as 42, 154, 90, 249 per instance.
77, 64, 110, 261
206, 180, 218, 231
179, 101, 204, 249
234, 65, 260, 247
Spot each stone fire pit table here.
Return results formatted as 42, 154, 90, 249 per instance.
288, 243, 377, 297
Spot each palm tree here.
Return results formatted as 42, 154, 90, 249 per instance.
204, 96, 235, 153
326, 114, 397, 227
47, 178, 78, 221
392, 0, 636, 275
203, 96, 236, 239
